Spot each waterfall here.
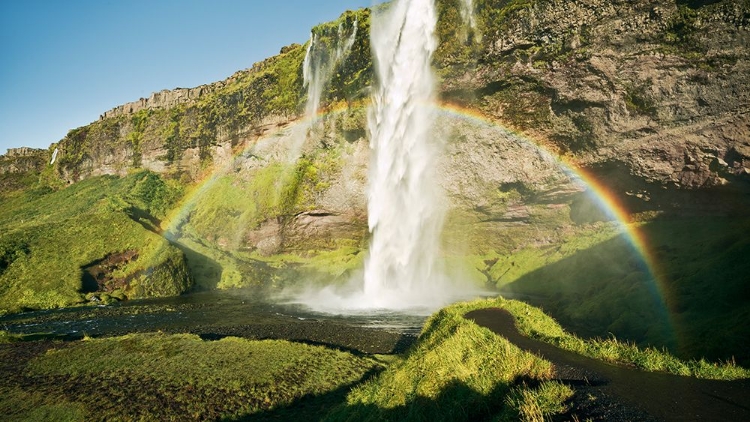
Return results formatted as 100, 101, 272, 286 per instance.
289, 19, 357, 162
362, 0, 451, 308
459, 0, 481, 42
286, 0, 484, 313
302, 19, 358, 118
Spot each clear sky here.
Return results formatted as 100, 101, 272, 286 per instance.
0, 0, 375, 153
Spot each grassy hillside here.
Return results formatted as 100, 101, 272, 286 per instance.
0, 171, 191, 314
451, 216, 750, 365
326, 300, 572, 422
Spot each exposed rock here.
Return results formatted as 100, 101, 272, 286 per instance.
441, 0, 750, 203
283, 210, 367, 251
244, 218, 284, 256
4, 0, 749, 216
80, 247, 192, 300
0, 148, 48, 175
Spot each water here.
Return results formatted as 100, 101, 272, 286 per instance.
0, 291, 426, 353
302, 19, 358, 117
285, 19, 357, 165
459, 0, 480, 42
362, 0, 455, 309
288, 0, 485, 313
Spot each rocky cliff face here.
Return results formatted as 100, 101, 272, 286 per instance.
2, 0, 741, 211
0, 148, 48, 175
438, 0, 750, 212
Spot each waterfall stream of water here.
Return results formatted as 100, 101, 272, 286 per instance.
289, 0, 484, 313
362, 0, 453, 309
302, 20, 358, 118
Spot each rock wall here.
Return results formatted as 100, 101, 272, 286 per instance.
4, 1, 749, 211
435, 0, 750, 212
98, 67, 255, 120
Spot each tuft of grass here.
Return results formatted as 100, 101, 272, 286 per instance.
0, 330, 24, 343
497, 381, 574, 422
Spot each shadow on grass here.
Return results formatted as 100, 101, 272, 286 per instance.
499, 216, 750, 365
171, 241, 224, 289
224, 367, 388, 422
235, 378, 527, 422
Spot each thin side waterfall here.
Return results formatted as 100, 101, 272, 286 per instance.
285, 19, 357, 162
302, 20, 358, 118
362, 0, 452, 309
459, 0, 481, 42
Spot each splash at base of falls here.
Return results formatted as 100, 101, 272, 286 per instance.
280, 273, 491, 316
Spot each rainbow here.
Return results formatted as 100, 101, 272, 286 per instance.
152, 100, 675, 338
435, 102, 675, 335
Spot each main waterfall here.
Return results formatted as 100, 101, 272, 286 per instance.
286, 0, 482, 313
362, 0, 452, 308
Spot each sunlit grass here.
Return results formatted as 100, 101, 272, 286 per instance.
498, 381, 574, 422
325, 300, 565, 422
0, 171, 190, 313
8, 333, 382, 421
469, 297, 750, 380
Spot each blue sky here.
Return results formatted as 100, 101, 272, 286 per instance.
0, 0, 375, 153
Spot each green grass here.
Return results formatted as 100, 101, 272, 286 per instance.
0, 171, 191, 314
325, 300, 568, 421
1, 333, 382, 421
472, 297, 750, 380
470, 216, 750, 366
497, 380, 574, 422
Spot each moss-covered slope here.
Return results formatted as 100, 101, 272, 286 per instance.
0, 171, 191, 314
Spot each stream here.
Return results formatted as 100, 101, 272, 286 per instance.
0, 290, 426, 354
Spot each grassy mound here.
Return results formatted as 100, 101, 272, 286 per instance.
482, 297, 750, 380
326, 301, 573, 422
449, 213, 750, 366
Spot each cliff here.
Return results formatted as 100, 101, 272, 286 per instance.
3, 1, 746, 208
436, 0, 750, 210
0, 147, 47, 175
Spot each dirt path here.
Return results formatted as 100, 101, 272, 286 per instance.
465, 308, 750, 422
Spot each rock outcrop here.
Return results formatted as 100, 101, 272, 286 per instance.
0, 148, 48, 175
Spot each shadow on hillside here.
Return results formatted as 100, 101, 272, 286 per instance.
232, 377, 530, 422
499, 217, 750, 365
126, 206, 162, 234
171, 241, 223, 290
127, 209, 225, 290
